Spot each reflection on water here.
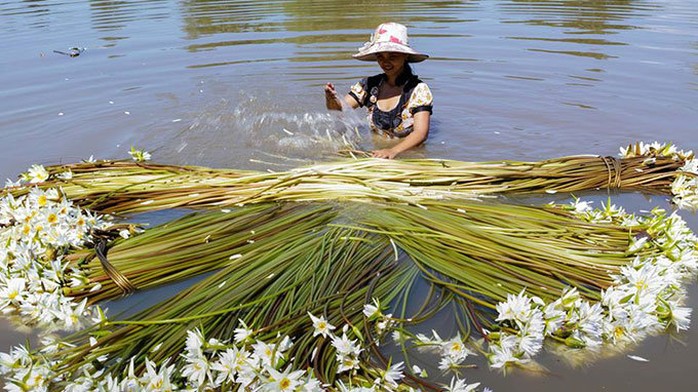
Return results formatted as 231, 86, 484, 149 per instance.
89, 0, 170, 32
501, 0, 660, 33
1, 0, 698, 390
498, 0, 662, 60
180, 0, 471, 64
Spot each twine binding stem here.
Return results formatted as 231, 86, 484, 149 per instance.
601, 156, 622, 189
95, 239, 137, 295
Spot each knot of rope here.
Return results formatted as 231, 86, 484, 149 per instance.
601, 156, 622, 189
95, 239, 136, 295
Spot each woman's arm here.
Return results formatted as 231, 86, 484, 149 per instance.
372, 110, 430, 159
325, 83, 359, 111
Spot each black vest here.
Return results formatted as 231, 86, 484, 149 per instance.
363, 74, 423, 133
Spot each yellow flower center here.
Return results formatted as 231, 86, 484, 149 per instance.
280, 378, 291, 389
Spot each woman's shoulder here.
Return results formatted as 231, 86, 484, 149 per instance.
351, 73, 384, 89
407, 81, 433, 107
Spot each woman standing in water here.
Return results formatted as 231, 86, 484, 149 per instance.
325, 22, 433, 159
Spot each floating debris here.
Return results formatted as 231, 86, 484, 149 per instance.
53, 47, 85, 57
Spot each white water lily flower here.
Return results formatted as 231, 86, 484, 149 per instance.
438, 354, 463, 372
184, 329, 206, 358
679, 158, 698, 174
336, 354, 360, 374
542, 301, 565, 336
301, 373, 324, 392
140, 358, 176, 391
489, 336, 526, 369
495, 289, 532, 325
415, 329, 444, 347
308, 312, 336, 338
4, 178, 22, 188
616, 261, 667, 299
211, 346, 250, 385
251, 340, 284, 368
331, 332, 362, 357
517, 311, 545, 357
55, 170, 73, 180
571, 198, 593, 214
262, 365, 305, 392
570, 301, 605, 347
26, 164, 50, 183
128, 146, 152, 162
233, 319, 254, 344
22, 362, 54, 390
277, 335, 293, 353
363, 297, 381, 318
391, 330, 408, 344
444, 376, 480, 392
666, 301, 692, 332
441, 333, 475, 363
181, 355, 212, 388
378, 361, 404, 388
0, 277, 28, 308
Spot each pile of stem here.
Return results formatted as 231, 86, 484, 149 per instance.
66, 199, 650, 307
6, 152, 690, 215
363, 201, 636, 305
61, 222, 418, 386
50, 198, 671, 386
69, 203, 335, 303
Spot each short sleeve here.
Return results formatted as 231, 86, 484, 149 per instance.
349, 78, 369, 107
407, 83, 433, 114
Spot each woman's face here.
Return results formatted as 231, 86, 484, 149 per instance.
376, 52, 408, 77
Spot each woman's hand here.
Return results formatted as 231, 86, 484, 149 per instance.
371, 148, 398, 159
371, 111, 431, 159
325, 83, 343, 111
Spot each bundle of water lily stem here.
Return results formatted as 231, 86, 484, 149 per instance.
0, 142, 697, 391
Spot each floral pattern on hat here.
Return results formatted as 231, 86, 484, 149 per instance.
353, 22, 429, 63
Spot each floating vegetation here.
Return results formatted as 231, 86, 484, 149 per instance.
0, 142, 697, 391
4, 142, 696, 215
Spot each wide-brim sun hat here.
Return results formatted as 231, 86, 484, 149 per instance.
352, 22, 429, 63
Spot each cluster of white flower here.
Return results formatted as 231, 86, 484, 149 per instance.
413, 330, 477, 373
319, 306, 491, 392
618, 141, 686, 160
385, 310, 488, 390
128, 146, 152, 162
1, 335, 180, 392
312, 303, 407, 390
1, 312, 486, 391
174, 326, 320, 391
363, 297, 397, 336
0, 342, 57, 391
0, 184, 110, 331
618, 141, 698, 211
672, 158, 698, 210
486, 200, 698, 369
566, 197, 639, 226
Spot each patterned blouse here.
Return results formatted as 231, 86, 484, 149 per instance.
348, 74, 433, 138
